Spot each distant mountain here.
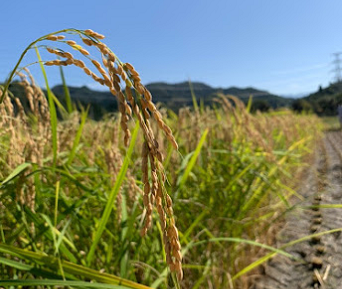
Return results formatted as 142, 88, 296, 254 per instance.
51, 81, 292, 114
145, 81, 292, 110
4, 81, 293, 119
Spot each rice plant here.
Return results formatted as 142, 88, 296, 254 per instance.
0, 28, 323, 288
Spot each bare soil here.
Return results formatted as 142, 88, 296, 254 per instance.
251, 130, 342, 289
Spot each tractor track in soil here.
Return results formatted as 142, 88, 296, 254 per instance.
251, 130, 342, 289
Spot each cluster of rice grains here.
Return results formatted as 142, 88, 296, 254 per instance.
41, 29, 183, 280
0, 68, 51, 233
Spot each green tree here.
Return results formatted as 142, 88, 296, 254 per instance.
291, 99, 312, 113
251, 100, 271, 112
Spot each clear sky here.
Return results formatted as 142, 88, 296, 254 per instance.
1, 0, 342, 96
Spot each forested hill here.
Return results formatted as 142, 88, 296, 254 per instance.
51, 81, 291, 113
144, 82, 292, 110
304, 82, 342, 101
5, 81, 293, 119
292, 82, 342, 116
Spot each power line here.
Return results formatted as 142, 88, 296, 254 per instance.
331, 52, 342, 83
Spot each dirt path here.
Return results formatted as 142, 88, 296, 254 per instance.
251, 130, 342, 289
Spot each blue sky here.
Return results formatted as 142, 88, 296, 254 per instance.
1, 0, 342, 96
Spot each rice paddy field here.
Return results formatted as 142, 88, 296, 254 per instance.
0, 29, 331, 289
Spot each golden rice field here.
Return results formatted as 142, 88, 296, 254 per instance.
0, 29, 323, 289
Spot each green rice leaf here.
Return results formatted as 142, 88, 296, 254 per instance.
232, 228, 342, 280
86, 122, 140, 264
0, 243, 152, 289
177, 128, 208, 188
0, 280, 137, 288
35, 46, 58, 167
67, 107, 88, 165
1, 162, 30, 186
59, 64, 73, 113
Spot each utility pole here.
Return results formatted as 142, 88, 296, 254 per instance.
331, 52, 342, 83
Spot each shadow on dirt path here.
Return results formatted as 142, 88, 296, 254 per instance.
251, 130, 342, 289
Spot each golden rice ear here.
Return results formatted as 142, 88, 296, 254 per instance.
46, 35, 59, 41
79, 48, 90, 56
82, 38, 94, 46
66, 40, 77, 45
84, 29, 105, 39
2, 27, 181, 278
